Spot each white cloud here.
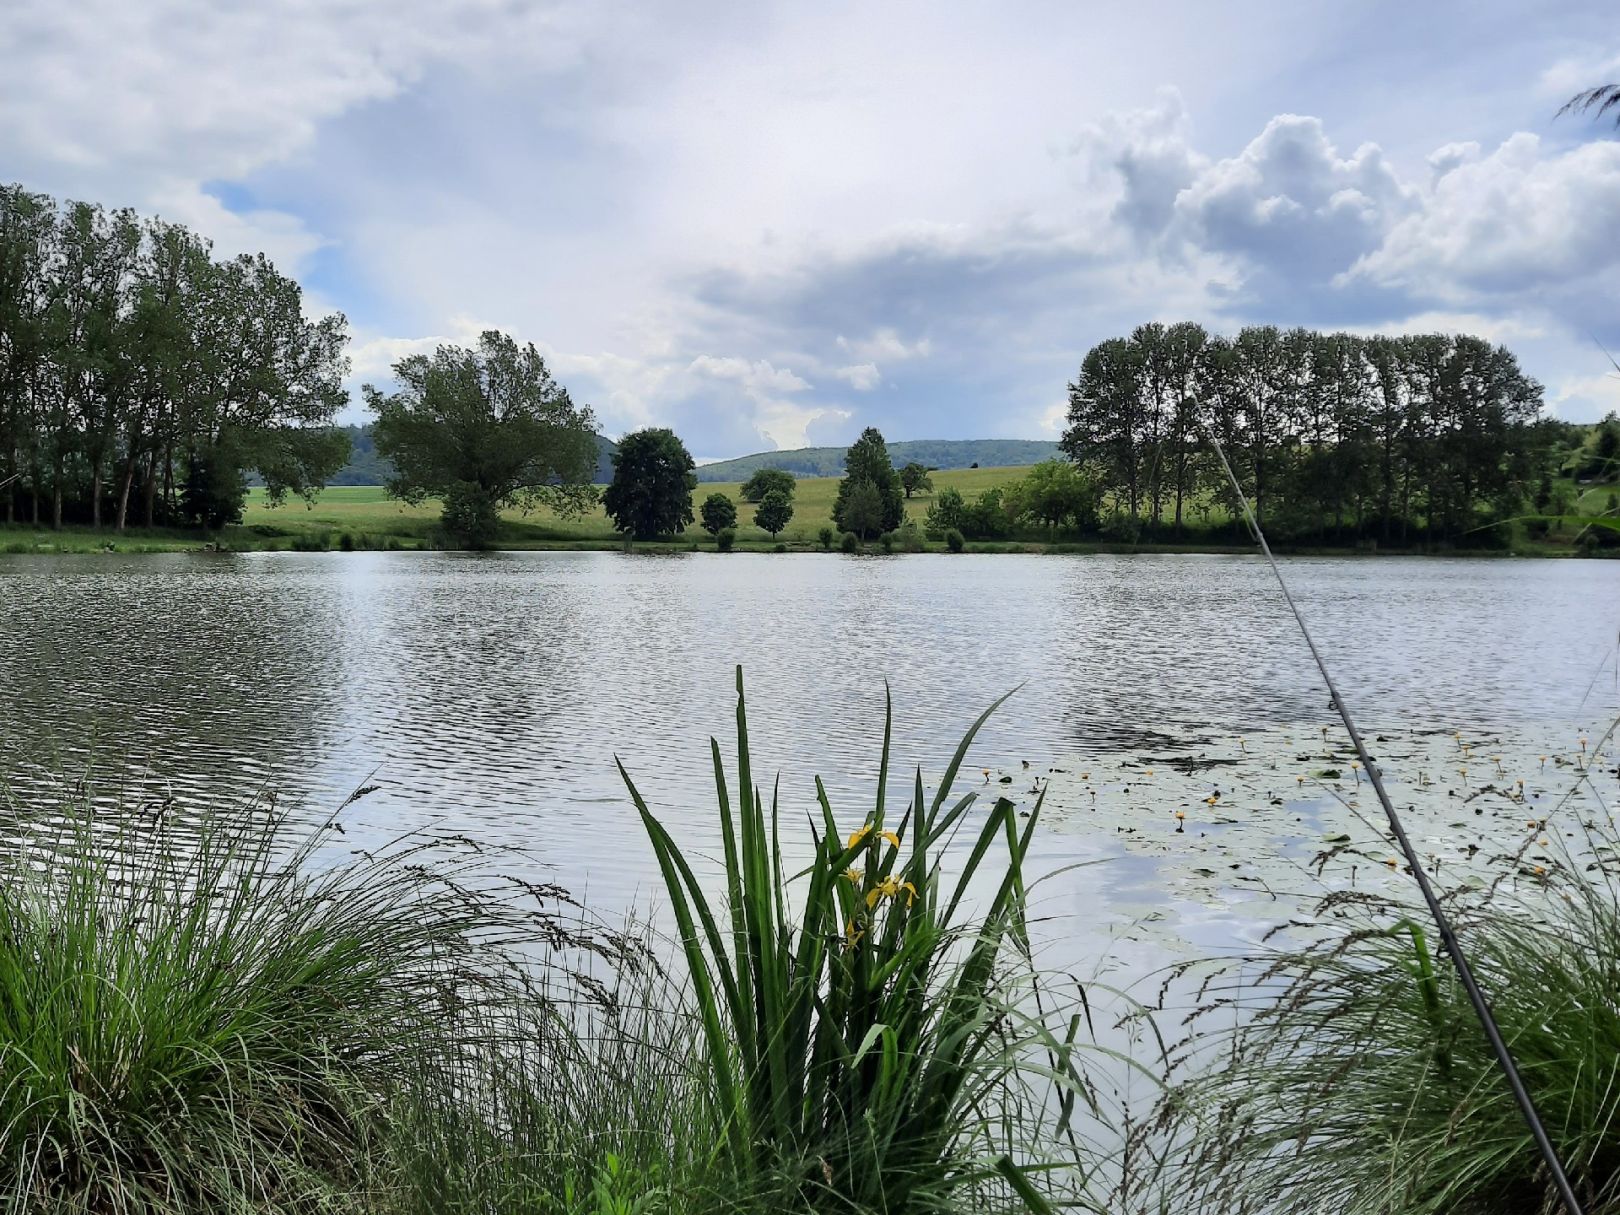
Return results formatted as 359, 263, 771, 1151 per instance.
834, 363, 881, 390
687, 356, 811, 394
1548, 372, 1620, 423
1347, 134, 1620, 298
834, 329, 933, 363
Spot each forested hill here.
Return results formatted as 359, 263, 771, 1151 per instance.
323, 426, 617, 485
693, 439, 1062, 482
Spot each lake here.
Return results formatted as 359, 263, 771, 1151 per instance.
2, 550, 1618, 975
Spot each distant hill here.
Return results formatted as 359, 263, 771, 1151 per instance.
322, 425, 617, 485
694, 439, 1063, 482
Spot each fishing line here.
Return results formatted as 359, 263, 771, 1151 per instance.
1204, 430, 1586, 1215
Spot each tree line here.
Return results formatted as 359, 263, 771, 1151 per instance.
0, 184, 349, 529
1063, 322, 1550, 544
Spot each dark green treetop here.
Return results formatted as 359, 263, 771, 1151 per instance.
603, 427, 698, 539
832, 427, 903, 536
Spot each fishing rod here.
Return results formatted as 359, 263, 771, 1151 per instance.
1204, 432, 1586, 1215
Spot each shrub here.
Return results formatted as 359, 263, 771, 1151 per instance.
879, 531, 895, 554
715, 526, 736, 552
945, 527, 965, 552
840, 530, 859, 553
817, 525, 835, 550
291, 531, 330, 551
339, 531, 355, 551
772, 542, 786, 553
896, 520, 925, 552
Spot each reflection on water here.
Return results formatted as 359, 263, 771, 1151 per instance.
2, 550, 1617, 916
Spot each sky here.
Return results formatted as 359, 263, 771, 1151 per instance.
3, 1, 1618, 461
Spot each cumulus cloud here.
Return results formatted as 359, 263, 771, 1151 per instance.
1346, 135, 1620, 298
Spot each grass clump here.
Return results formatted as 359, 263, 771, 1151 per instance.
621, 668, 1081, 1214
1162, 828, 1620, 1215
0, 794, 641, 1215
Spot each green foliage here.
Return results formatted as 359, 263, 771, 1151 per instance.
716, 526, 736, 552
839, 530, 859, 553
1166, 848, 1620, 1215
924, 487, 967, 539
1064, 322, 1545, 542
178, 442, 248, 529
900, 462, 934, 498
0, 185, 350, 530
816, 525, 835, 550
602, 428, 698, 540
0, 794, 642, 1214
945, 527, 965, 553
740, 468, 796, 503
619, 669, 1056, 1213
962, 488, 1013, 539
700, 492, 738, 536
836, 478, 887, 539
440, 482, 501, 548
879, 531, 895, 554
832, 428, 904, 537
367, 331, 598, 548
1003, 460, 1100, 532
754, 487, 793, 538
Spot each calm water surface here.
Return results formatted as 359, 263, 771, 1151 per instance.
2, 551, 1617, 932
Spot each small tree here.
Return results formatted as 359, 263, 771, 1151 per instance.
832, 428, 903, 535
755, 488, 794, 538
179, 441, 248, 530
900, 462, 933, 498
603, 428, 698, 539
839, 478, 887, 539
1008, 460, 1100, 532
740, 468, 796, 503
924, 487, 966, 538
701, 492, 738, 536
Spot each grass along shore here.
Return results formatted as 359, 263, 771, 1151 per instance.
0, 463, 1615, 555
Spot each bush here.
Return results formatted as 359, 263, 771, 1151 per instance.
945, 527, 965, 552
839, 530, 859, 553
924, 487, 966, 539
817, 525, 835, 550
879, 531, 895, 554
772, 542, 786, 553
716, 526, 736, 552
896, 520, 925, 552
339, 531, 355, 551
291, 531, 331, 551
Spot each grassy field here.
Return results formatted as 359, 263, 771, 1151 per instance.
1, 465, 1614, 555
239, 466, 1024, 548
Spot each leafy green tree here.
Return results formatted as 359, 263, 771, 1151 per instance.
838, 478, 887, 539
899, 462, 933, 497
832, 428, 903, 535
961, 489, 1012, 539
603, 427, 697, 539
700, 492, 737, 535
366, 331, 598, 547
179, 441, 247, 529
1006, 460, 1100, 532
740, 467, 796, 503
755, 488, 793, 538
923, 486, 965, 538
